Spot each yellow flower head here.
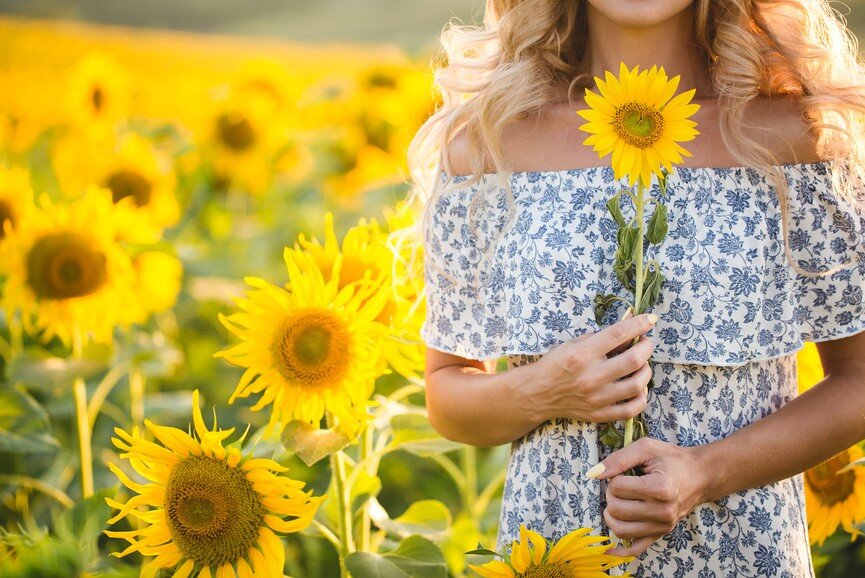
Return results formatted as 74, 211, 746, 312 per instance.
52, 131, 179, 243
468, 524, 633, 578
105, 390, 324, 578
294, 211, 424, 378
65, 52, 129, 129
804, 445, 865, 546
577, 62, 700, 188
0, 186, 139, 346
215, 245, 391, 439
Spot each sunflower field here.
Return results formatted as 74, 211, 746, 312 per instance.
0, 13, 864, 578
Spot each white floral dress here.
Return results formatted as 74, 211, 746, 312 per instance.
420, 160, 865, 578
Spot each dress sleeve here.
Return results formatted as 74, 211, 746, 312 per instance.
419, 176, 495, 360
790, 160, 865, 341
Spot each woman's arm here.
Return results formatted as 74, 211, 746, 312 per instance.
424, 313, 659, 447
595, 330, 865, 557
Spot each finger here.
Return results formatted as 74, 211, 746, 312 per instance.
600, 335, 654, 381
603, 508, 671, 540
590, 389, 647, 423
607, 308, 634, 356
605, 536, 658, 558
608, 474, 662, 500
605, 495, 661, 522
593, 363, 653, 406
586, 437, 660, 480
593, 313, 657, 353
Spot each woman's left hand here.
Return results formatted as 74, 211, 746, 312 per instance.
587, 437, 711, 558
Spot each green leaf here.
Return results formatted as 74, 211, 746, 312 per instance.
389, 414, 463, 457
606, 192, 626, 228
599, 422, 624, 450
347, 535, 448, 578
0, 386, 60, 454
55, 488, 111, 564
638, 268, 666, 313
377, 499, 452, 540
345, 553, 411, 578
646, 202, 668, 244
613, 226, 639, 293
464, 545, 500, 557
593, 293, 620, 325
281, 420, 352, 466
658, 167, 670, 199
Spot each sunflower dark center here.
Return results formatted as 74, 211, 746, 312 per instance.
806, 450, 856, 507
26, 232, 108, 299
0, 199, 15, 239
365, 70, 398, 89
217, 113, 256, 151
613, 103, 664, 148
104, 169, 153, 206
165, 455, 265, 567
92, 86, 104, 111
520, 562, 572, 578
271, 309, 350, 388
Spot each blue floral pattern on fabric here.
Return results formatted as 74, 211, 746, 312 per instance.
420, 160, 865, 577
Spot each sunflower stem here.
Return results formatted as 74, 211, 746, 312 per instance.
623, 178, 647, 450
327, 413, 355, 576
71, 331, 94, 499
73, 376, 94, 499
129, 365, 145, 428
357, 421, 372, 552
461, 446, 478, 510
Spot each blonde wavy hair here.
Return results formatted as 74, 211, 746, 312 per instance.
393, 0, 865, 301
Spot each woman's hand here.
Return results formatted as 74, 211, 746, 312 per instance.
588, 437, 710, 557
527, 313, 658, 424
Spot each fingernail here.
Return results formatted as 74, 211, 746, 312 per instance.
647, 313, 659, 324
585, 462, 605, 479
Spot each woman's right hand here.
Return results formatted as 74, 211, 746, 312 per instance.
528, 313, 658, 424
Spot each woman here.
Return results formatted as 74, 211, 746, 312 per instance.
407, 0, 865, 576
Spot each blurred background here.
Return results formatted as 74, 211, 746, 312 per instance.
0, 1, 864, 577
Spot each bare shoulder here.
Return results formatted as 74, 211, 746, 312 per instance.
441, 102, 600, 175
744, 95, 824, 164
442, 130, 477, 176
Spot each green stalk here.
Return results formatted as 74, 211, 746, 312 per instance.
71, 331, 93, 498
129, 366, 145, 428
623, 178, 647, 449
327, 412, 355, 576
461, 446, 478, 510
357, 424, 372, 552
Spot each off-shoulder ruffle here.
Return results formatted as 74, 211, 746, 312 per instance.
420, 160, 865, 365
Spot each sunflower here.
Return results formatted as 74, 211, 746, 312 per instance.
0, 186, 139, 346
293, 211, 424, 378
0, 165, 32, 240
577, 62, 700, 187
469, 524, 633, 578
797, 342, 824, 394
215, 246, 391, 439
804, 445, 865, 546
206, 92, 278, 195
65, 52, 129, 129
105, 390, 324, 578
52, 132, 179, 243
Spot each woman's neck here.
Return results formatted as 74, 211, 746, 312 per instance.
580, 2, 715, 100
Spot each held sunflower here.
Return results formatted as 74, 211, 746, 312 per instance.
469, 524, 633, 578
215, 246, 391, 438
577, 62, 700, 187
804, 445, 865, 546
105, 390, 324, 578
